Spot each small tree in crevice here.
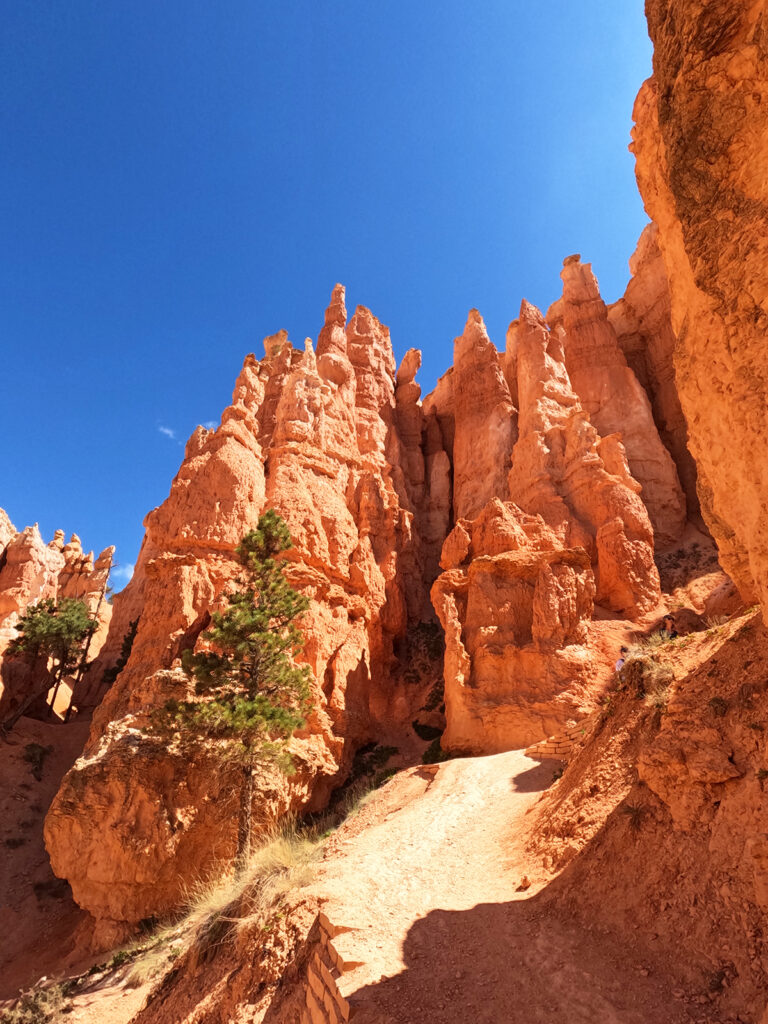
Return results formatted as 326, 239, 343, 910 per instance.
102, 618, 139, 688
152, 510, 310, 865
2, 598, 96, 733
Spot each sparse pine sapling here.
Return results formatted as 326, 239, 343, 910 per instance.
154, 510, 311, 864
3, 598, 96, 732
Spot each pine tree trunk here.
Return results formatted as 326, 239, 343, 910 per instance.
65, 587, 107, 721
237, 756, 254, 868
1, 664, 57, 735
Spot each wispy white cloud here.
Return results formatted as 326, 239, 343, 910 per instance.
111, 562, 135, 586
203, 420, 218, 430
158, 425, 177, 440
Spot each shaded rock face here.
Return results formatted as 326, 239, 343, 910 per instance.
46, 288, 451, 930
0, 510, 113, 716
432, 499, 596, 752
632, 1, 768, 609
608, 225, 701, 520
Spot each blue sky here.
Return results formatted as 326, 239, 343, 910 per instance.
1, 2, 652, 586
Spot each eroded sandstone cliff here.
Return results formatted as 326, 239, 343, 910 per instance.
44, 226, 707, 933
0, 511, 113, 719
45, 288, 451, 935
632, 0, 768, 611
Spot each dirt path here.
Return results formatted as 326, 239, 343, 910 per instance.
312, 751, 708, 1024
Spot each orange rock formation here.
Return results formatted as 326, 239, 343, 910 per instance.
632, 0, 768, 611
432, 499, 595, 751
46, 288, 449, 933
0, 511, 113, 717
45, 238, 702, 931
548, 257, 687, 547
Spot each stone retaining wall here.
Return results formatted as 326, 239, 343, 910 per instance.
524, 716, 596, 762
300, 912, 362, 1024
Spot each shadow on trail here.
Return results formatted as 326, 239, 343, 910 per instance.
346, 782, 709, 1024
508, 758, 559, 793
348, 880, 694, 1024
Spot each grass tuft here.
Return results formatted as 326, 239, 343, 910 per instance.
0, 983, 67, 1023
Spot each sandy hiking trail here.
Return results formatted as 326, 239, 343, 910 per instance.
311, 750, 710, 1024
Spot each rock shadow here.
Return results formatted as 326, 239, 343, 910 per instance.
348, 881, 691, 1024
508, 758, 559, 793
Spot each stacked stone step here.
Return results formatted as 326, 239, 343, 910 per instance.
301, 912, 366, 1024
524, 716, 596, 762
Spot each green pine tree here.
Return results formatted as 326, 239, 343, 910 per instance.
155, 510, 311, 863
2, 598, 96, 733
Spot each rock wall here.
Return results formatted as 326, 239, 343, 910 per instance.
608, 224, 701, 520
548, 257, 687, 547
46, 287, 452, 933
432, 499, 596, 752
46, 226, 704, 930
632, 0, 768, 610
0, 510, 113, 717
508, 300, 660, 618
528, 608, 768, 1022
450, 310, 517, 521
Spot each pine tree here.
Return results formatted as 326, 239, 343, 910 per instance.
2, 598, 96, 732
156, 510, 310, 862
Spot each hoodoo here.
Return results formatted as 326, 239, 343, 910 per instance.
43, 242, 699, 933
8, 5, 768, 1020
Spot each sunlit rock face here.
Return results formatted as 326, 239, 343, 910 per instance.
450, 309, 518, 521
507, 300, 660, 618
0, 510, 113, 716
46, 287, 452, 931
632, 0, 768, 611
47, 229, 704, 930
432, 498, 597, 753
547, 256, 687, 548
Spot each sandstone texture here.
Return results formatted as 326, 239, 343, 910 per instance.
507, 300, 661, 618
632, 0, 768, 612
0, 510, 113, 718
529, 607, 768, 1021
548, 257, 687, 547
46, 227, 705, 931
46, 288, 450, 931
608, 224, 701, 519
450, 310, 517, 520
432, 499, 596, 752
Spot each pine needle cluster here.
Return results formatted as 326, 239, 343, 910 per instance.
157, 510, 311, 774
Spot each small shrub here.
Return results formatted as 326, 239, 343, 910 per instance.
102, 618, 138, 687
422, 737, 449, 765
757, 769, 768, 781
5, 837, 26, 849
421, 680, 444, 713
350, 743, 398, 781
708, 696, 728, 717
23, 744, 53, 782
637, 630, 668, 650
108, 949, 133, 969
1, 983, 67, 1023
411, 720, 442, 742
621, 803, 645, 832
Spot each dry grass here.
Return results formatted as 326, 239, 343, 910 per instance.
0, 982, 66, 1023
119, 820, 319, 987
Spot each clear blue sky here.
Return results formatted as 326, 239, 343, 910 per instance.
1, 2, 652, 586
